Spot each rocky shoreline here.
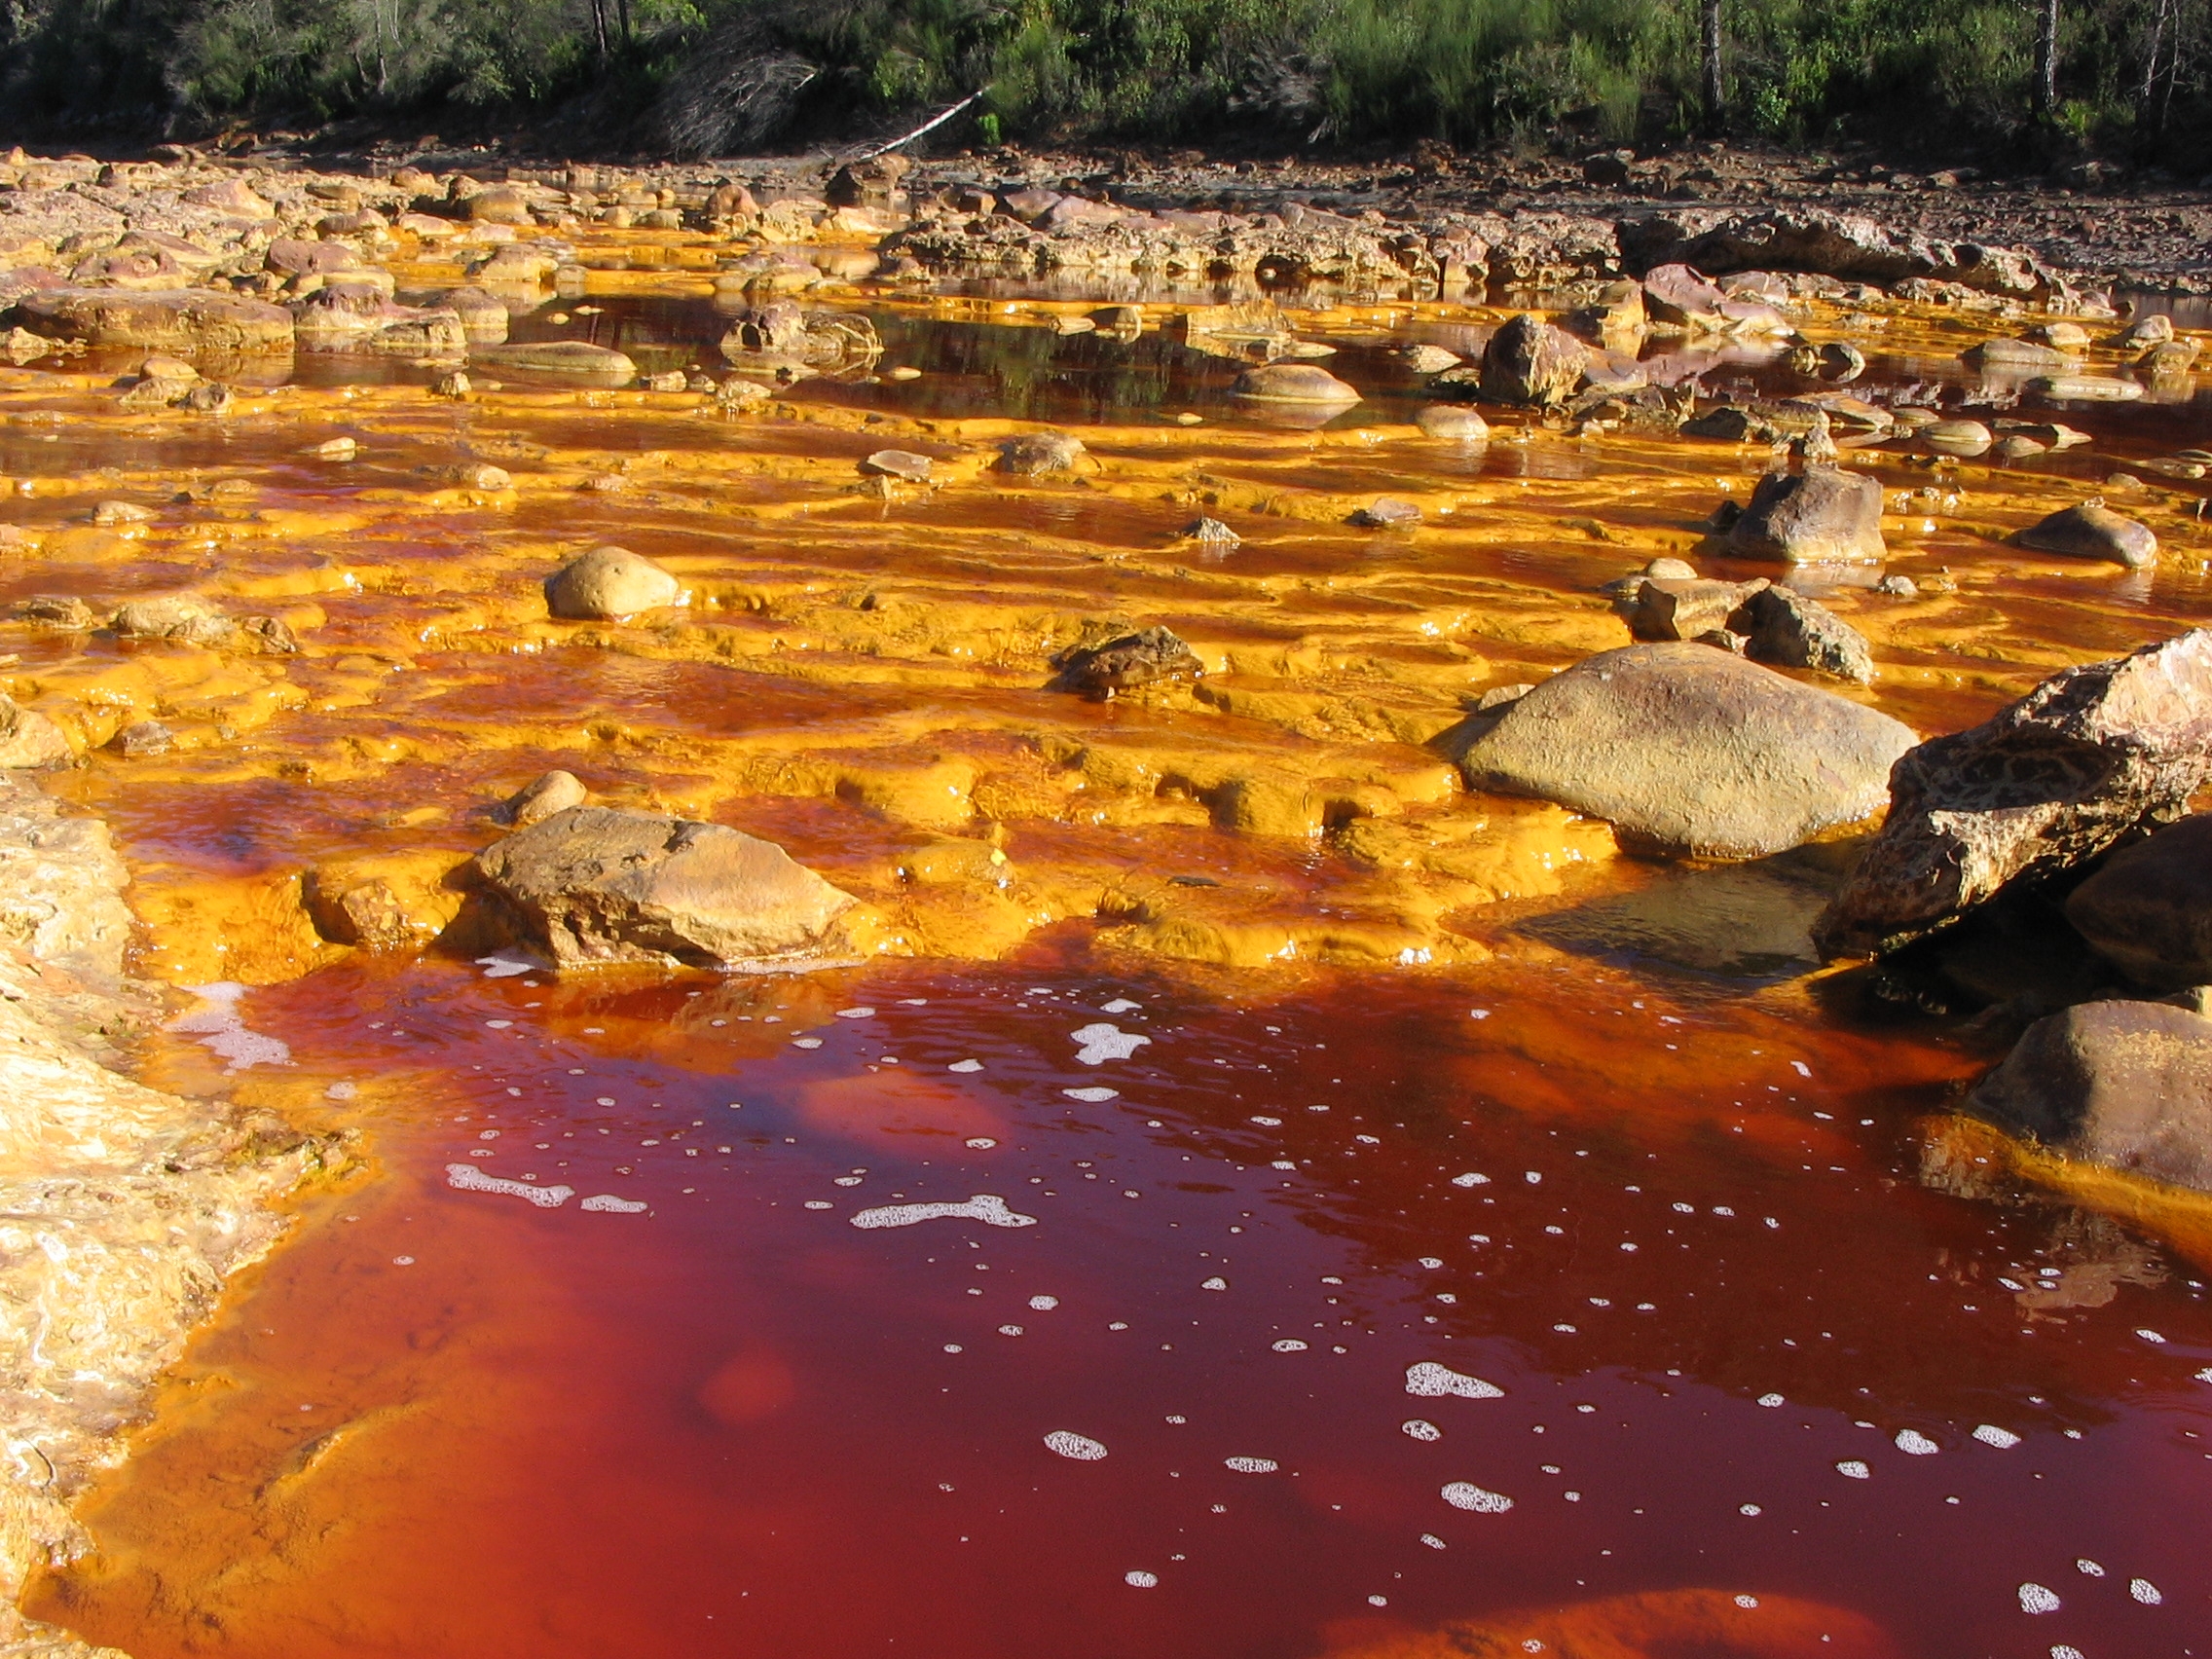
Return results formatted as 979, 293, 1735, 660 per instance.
0, 778, 343, 1657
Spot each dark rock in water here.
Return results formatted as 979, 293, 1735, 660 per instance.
1453, 641, 1917, 859
1350, 498, 1420, 528
1517, 846, 1844, 978
2065, 814, 2212, 989
1682, 405, 1775, 442
306, 871, 417, 951
1727, 466, 1887, 565
1054, 626, 1203, 698
473, 806, 856, 969
2014, 501, 2157, 569
860, 450, 934, 483
1735, 585, 1875, 683
1179, 517, 1239, 546
995, 431, 1087, 475
1477, 313, 1590, 407
1814, 630, 2212, 959
1969, 999, 2212, 1194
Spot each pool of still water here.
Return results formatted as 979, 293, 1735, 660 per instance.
4, 273, 2211, 1658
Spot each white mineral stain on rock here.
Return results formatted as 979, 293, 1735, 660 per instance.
849, 1194, 1037, 1230
445, 1163, 573, 1207
1405, 1362, 1504, 1399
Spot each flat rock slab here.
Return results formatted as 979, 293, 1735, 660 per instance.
1815, 630, 2212, 958
1970, 999, 2212, 1195
473, 807, 856, 968
471, 341, 637, 380
17, 287, 294, 353
1456, 642, 1917, 859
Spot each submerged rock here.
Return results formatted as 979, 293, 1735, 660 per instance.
1053, 626, 1203, 697
1969, 999, 2212, 1194
472, 806, 856, 969
1814, 630, 2212, 958
544, 547, 682, 620
1455, 642, 1916, 859
1350, 498, 1421, 528
471, 341, 637, 380
995, 431, 1087, 475
2014, 501, 2157, 569
2065, 814, 2212, 989
1726, 466, 1886, 565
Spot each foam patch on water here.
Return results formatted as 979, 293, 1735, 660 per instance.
475, 953, 536, 978
835, 1007, 876, 1019
791, 1037, 823, 1050
1045, 1430, 1107, 1460
1101, 998, 1142, 1014
1201, 1276, 1228, 1291
581, 1194, 646, 1213
1406, 1362, 1503, 1399
1440, 1482, 1513, 1513
1071, 1023, 1151, 1064
850, 1195, 1037, 1230
1062, 1087, 1119, 1102
1972, 1424, 2021, 1449
1756, 1393, 1786, 1407
2018, 1583, 2060, 1614
1272, 1340, 1309, 1352
446, 1163, 572, 1207
171, 982, 292, 1071
2130, 1578, 2162, 1604
1124, 1569, 1158, 1587
1894, 1429, 1940, 1456
1451, 1172, 1490, 1187
965, 1137, 998, 1149
1835, 1460, 1870, 1480
1403, 1419, 1441, 1441
1224, 1456, 1278, 1473
1029, 1294, 1059, 1310
948, 1059, 984, 1072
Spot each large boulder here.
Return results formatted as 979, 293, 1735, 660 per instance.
1476, 313, 1589, 407
472, 807, 856, 968
15, 288, 294, 353
1727, 466, 1886, 565
1455, 642, 1917, 859
0, 696, 69, 769
2064, 815, 2212, 989
2014, 502, 2157, 569
1814, 631, 2212, 958
1619, 206, 2044, 293
1230, 363, 1360, 405
1969, 999, 2212, 1194
544, 547, 682, 620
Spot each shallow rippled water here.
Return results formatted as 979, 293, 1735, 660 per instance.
5, 261, 2212, 1656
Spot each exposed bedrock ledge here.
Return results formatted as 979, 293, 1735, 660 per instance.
0, 778, 347, 1656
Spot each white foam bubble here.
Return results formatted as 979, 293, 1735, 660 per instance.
803, 1200, 833, 1210
834, 1175, 863, 1187
965, 1137, 998, 1149
1201, 1276, 1228, 1291
1249, 1115, 1282, 1126
484, 1018, 513, 1029
1790, 1060, 1811, 1077
1468, 1009, 1490, 1020
1272, 1340, 1309, 1352
2076, 1560, 2105, 1576
1403, 1419, 1441, 1441
1124, 1569, 1158, 1588
948, 1059, 983, 1072
1756, 1393, 1785, 1407
2130, 1578, 2162, 1605
1102, 998, 1142, 1014
1045, 1430, 1107, 1460
1835, 1460, 1870, 1480
446, 1163, 572, 1207
998, 1324, 1023, 1337
1895, 1429, 1939, 1456
1406, 1362, 1503, 1399
1272, 1160, 1297, 1170
849, 1195, 1037, 1230
1733, 1594, 1759, 1609
2050, 1647, 2086, 1659
1972, 1424, 2021, 1449
2135, 1327, 2166, 1343
1062, 1086, 1119, 1102
1418, 1256, 1444, 1269
1071, 1023, 1151, 1064
170, 982, 291, 1071
1224, 1456, 1277, 1473
581, 1194, 646, 1213
1451, 1172, 1491, 1187
325, 1081, 357, 1100
475, 953, 536, 977
835, 1007, 876, 1019
1029, 1294, 1059, 1310
1740, 1503, 1761, 1516
2018, 1583, 2060, 1615
1440, 1482, 1512, 1513
792, 1037, 823, 1050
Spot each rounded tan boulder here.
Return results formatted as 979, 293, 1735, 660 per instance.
544, 547, 682, 620
1231, 363, 1360, 405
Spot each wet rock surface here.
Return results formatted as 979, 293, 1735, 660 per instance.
1727, 466, 1888, 565
2064, 815, 2212, 990
2014, 501, 2158, 568
1816, 632, 2212, 959
1455, 642, 1917, 859
471, 806, 857, 968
